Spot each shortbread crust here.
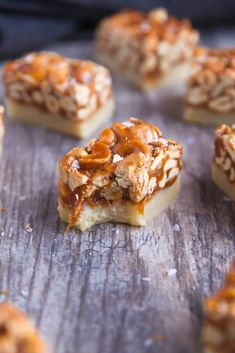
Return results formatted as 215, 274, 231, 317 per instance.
203, 259, 235, 353
0, 303, 48, 353
58, 175, 180, 231
3, 52, 114, 137
184, 107, 235, 126
95, 8, 198, 90
58, 117, 182, 231
97, 53, 191, 90
212, 162, 235, 201
6, 97, 114, 138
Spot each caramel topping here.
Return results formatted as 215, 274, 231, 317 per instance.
113, 139, 151, 157
193, 47, 235, 74
98, 128, 116, 146
3, 52, 108, 86
78, 142, 111, 170
99, 9, 194, 39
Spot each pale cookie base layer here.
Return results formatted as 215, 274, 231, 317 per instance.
5, 97, 115, 138
184, 106, 235, 126
212, 162, 235, 201
96, 53, 190, 90
58, 175, 181, 231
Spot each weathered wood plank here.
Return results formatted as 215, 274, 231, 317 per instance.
0, 33, 235, 353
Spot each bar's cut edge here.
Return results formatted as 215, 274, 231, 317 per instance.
5, 97, 115, 138
212, 162, 235, 201
184, 106, 235, 126
96, 53, 190, 90
58, 174, 181, 231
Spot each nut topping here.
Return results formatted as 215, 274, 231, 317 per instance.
186, 48, 235, 113
214, 124, 235, 183
3, 51, 113, 122
95, 9, 198, 84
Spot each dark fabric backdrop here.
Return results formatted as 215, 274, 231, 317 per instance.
0, 0, 234, 58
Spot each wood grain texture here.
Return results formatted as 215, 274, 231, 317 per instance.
1, 31, 235, 353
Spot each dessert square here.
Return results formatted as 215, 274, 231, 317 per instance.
203, 259, 235, 353
212, 124, 235, 201
58, 117, 182, 231
3, 52, 114, 138
0, 303, 48, 353
95, 8, 199, 90
185, 48, 235, 125
0, 106, 5, 157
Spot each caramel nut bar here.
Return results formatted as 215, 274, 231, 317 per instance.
212, 124, 235, 200
0, 303, 48, 353
95, 8, 199, 90
203, 259, 235, 353
58, 117, 182, 231
185, 48, 235, 125
3, 52, 115, 138
0, 106, 5, 157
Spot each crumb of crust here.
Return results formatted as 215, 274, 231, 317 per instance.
154, 334, 164, 343
24, 223, 33, 233
0, 289, 9, 296
173, 223, 180, 232
0, 303, 49, 353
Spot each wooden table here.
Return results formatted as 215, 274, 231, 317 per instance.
0, 35, 235, 353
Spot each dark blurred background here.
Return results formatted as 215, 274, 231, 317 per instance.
0, 0, 235, 58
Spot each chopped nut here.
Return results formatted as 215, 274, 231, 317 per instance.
68, 170, 88, 191
208, 95, 234, 113
45, 95, 59, 113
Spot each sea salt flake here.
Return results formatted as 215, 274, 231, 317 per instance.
168, 268, 177, 276
122, 121, 134, 127
113, 154, 123, 163
71, 160, 80, 169
173, 224, 180, 232
141, 277, 151, 282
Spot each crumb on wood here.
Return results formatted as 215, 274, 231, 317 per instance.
173, 223, 180, 232
24, 223, 33, 233
167, 268, 177, 276
154, 334, 164, 343
0, 289, 9, 296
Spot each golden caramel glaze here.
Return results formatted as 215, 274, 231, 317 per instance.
213, 124, 235, 183
95, 8, 199, 81
0, 303, 48, 353
3, 52, 113, 121
58, 117, 182, 230
203, 259, 235, 353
